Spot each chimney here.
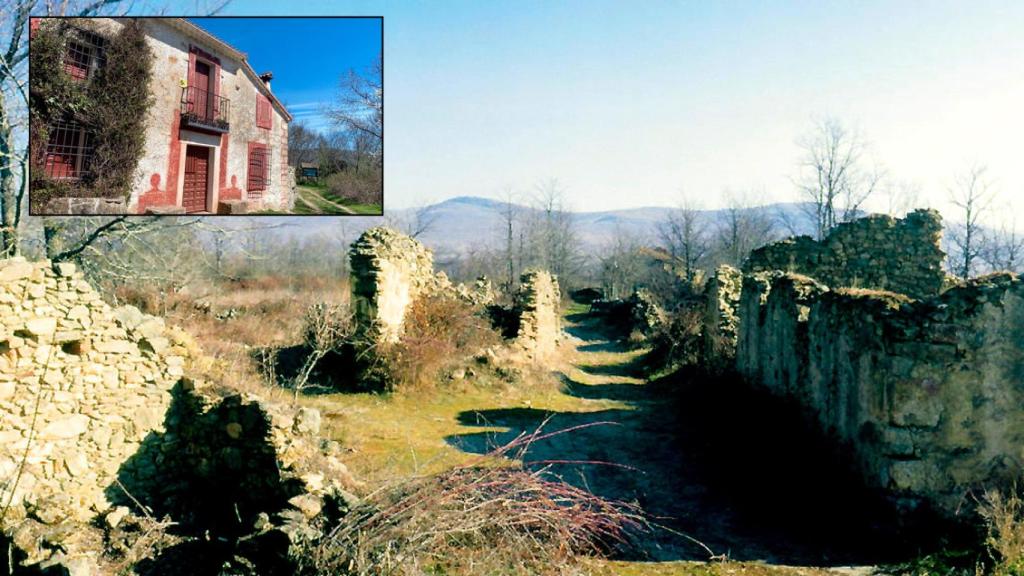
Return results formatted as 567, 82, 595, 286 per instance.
259, 71, 273, 91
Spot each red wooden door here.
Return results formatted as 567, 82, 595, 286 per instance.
193, 60, 211, 120
183, 146, 209, 213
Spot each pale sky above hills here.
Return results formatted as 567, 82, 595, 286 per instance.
210, 0, 1022, 226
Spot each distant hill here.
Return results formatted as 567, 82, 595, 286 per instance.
266, 196, 819, 256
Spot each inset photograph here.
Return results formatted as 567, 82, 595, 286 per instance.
28, 16, 383, 215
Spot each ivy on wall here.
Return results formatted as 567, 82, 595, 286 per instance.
30, 19, 154, 208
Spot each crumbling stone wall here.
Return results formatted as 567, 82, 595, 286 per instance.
0, 258, 187, 523
703, 264, 743, 364
514, 270, 562, 358
736, 270, 1024, 516
744, 209, 946, 299
0, 258, 352, 574
349, 227, 436, 344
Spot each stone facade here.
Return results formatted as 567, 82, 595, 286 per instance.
34, 18, 292, 214
349, 227, 437, 344
744, 209, 946, 300
736, 270, 1024, 516
514, 270, 563, 358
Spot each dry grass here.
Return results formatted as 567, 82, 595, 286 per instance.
980, 487, 1024, 575
106, 275, 345, 399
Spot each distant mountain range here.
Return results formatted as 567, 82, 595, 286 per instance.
266, 196, 819, 257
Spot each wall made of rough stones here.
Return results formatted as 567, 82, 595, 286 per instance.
0, 258, 187, 524
743, 209, 946, 300
703, 264, 743, 364
514, 270, 562, 358
0, 259, 351, 574
349, 227, 437, 344
736, 270, 1024, 516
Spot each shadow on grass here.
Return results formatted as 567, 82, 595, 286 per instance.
445, 313, 956, 567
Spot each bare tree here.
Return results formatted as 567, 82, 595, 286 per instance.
287, 121, 320, 168
0, 0, 32, 257
496, 188, 519, 294
326, 53, 381, 162
530, 178, 582, 284
881, 179, 923, 217
385, 202, 438, 239
597, 227, 645, 299
795, 117, 883, 239
947, 165, 994, 279
658, 195, 708, 282
714, 189, 777, 267
981, 215, 1024, 274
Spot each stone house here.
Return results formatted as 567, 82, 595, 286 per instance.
32, 18, 294, 214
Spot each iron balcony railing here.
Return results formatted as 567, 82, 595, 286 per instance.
180, 86, 230, 133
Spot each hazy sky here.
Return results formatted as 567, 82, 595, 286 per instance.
199, 0, 1022, 223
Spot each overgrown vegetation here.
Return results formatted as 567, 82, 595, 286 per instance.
29, 19, 154, 209
325, 169, 383, 207
980, 486, 1024, 576
294, 431, 645, 576
354, 293, 502, 392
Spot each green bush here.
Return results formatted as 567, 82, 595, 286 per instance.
29, 19, 154, 201
87, 19, 154, 197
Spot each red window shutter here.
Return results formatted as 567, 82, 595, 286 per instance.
247, 143, 269, 194
256, 94, 273, 130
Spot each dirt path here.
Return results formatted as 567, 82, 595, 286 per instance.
446, 311, 914, 568
296, 185, 356, 214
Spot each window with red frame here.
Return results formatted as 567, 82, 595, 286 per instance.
44, 119, 95, 180
247, 144, 271, 195
256, 94, 272, 130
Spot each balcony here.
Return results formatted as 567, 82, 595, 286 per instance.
180, 86, 230, 133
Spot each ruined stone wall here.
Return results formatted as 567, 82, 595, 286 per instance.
514, 270, 562, 358
0, 258, 187, 523
736, 271, 1024, 516
703, 264, 743, 364
349, 227, 436, 344
0, 258, 352, 574
744, 209, 946, 300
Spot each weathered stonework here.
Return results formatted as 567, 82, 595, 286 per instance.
42, 197, 129, 215
514, 270, 563, 358
744, 209, 946, 300
349, 227, 437, 344
703, 264, 743, 364
0, 259, 352, 574
0, 259, 187, 523
736, 270, 1024, 516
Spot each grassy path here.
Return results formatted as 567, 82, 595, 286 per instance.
306, 308, 885, 575
295, 185, 356, 214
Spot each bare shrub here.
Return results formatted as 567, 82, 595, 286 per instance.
326, 170, 382, 206
293, 303, 352, 394
370, 293, 501, 391
980, 486, 1024, 575
644, 304, 704, 374
294, 425, 646, 575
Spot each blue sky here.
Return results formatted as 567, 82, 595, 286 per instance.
171, 1, 1023, 222
186, 17, 381, 132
